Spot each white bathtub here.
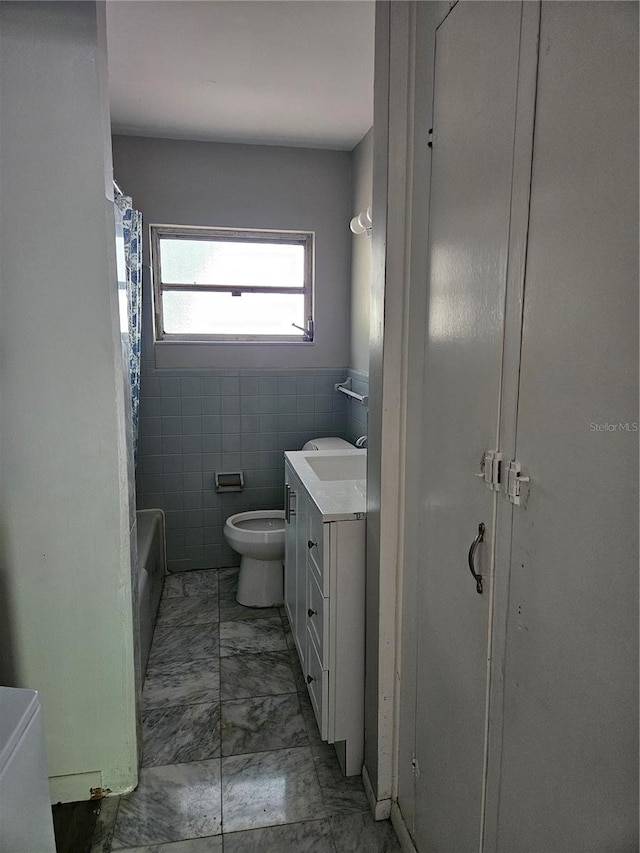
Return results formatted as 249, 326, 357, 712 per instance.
136, 509, 166, 676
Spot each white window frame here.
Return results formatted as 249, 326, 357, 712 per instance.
150, 224, 314, 343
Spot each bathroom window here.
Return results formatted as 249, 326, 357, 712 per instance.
150, 225, 314, 342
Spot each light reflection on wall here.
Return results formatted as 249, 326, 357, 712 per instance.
428, 241, 503, 344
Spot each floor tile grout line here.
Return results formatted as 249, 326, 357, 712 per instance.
142, 699, 220, 711
218, 647, 295, 657
219, 740, 311, 761
218, 614, 284, 625
219, 814, 339, 842
220, 743, 314, 763
146, 652, 221, 666
143, 701, 219, 713
220, 688, 303, 703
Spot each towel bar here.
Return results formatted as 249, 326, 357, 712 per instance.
335, 378, 369, 406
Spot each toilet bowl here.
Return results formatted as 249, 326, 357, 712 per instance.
223, 510, 286, 607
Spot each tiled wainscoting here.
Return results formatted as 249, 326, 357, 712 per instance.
136, 367, 368, 573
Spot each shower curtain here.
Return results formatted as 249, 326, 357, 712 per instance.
115, 188, 143, 465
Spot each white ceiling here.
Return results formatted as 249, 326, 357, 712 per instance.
106, 0, 375, 151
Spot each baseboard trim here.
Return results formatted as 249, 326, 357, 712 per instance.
362, 763, 392, 820
49, 771, 103, 804
391, 801, 418, 853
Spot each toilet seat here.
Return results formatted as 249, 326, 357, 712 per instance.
226, 510, 285, 534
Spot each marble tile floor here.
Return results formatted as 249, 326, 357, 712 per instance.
91, 567, 401, 853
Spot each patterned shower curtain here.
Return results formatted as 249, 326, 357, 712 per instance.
115, 189, 143, 465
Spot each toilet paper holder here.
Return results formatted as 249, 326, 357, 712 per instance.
214, 471, 244, 493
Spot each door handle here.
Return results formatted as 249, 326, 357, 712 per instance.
284, 484, 290, 523
284, 484, 296, 523
467, 523, 485, 595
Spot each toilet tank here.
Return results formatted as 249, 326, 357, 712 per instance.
302, 437, 355, 451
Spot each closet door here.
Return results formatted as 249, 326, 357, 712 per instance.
494, 4, 639, 850
413, 3, 530, 850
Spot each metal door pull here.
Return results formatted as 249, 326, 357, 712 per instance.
467, 523, 485, 595
284, 484, 296, 523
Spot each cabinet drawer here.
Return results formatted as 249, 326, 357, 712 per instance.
305, 631, 329, 740
306, 569, 328, 667
307, 508, 329, 594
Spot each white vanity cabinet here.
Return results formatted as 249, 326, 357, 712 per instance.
284, 452, 366, 776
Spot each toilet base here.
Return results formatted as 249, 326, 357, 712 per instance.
236, 556, 284, 608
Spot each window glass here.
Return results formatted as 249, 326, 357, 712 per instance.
159, 239, 305, 289
151, 226, 313, 342
162, 291, 306, 336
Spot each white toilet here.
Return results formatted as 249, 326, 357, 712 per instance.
223, 436, 354, 607
224, 510, 286, 607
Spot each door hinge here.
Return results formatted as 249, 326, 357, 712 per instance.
485, 450, 502, 490
411, 755, 420, 778
506, 460, 530, 506
427, 128, 434, 149
476, 450, 502, 490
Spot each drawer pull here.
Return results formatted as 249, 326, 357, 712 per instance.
308, 608, 317, 618
284, 484, 296, 523
306, 674, 315, 684
308, 540, 317, 549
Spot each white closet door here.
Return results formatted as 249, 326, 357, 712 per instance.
495, 3, 639, 850
413, 3, 525, 850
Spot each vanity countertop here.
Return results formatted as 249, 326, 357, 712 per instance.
285, 449, 367, 522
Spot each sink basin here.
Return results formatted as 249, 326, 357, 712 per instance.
306, 453, 367, 481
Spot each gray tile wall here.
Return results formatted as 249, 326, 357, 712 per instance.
136, 366, 351, 572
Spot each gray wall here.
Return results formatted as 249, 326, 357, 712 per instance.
346, 130, 372, 447
345, 369, 369, 444
350, 129, 373, 375
112, 135, 356, 571
112, 136, 352, 370
0, 0, 137, 801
